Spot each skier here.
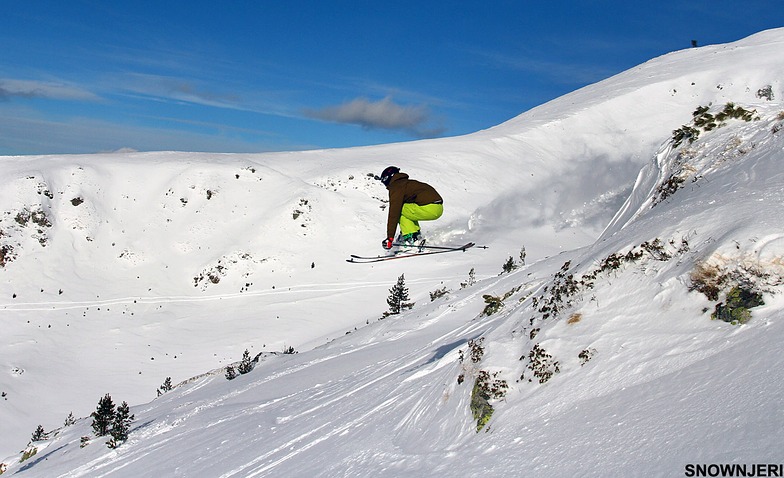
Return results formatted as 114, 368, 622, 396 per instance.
378, 166, 443, 251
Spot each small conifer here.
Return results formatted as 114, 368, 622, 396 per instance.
91, 393, 115, 436
386, 274, 413, 315
238, 349, 253, 374
31, 425, 46, 442
157, 377, 173, 396
108, 401, 134, 447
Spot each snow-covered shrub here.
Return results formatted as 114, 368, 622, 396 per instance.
429, 286, 449, 301
578, 348, 597, 366
672, 103, 758, 149
672, 125, 700, 148
756, 84, 774, 101
14, 207, 52, 229
0, 244, 15, 267
481, 286, 521, 317
690, 251, 782, 325
460, 267, 476, 288
531, 261, 580, 320
481, 295, 503, 316
521, 343, 561, 384
468, 337, 485, 363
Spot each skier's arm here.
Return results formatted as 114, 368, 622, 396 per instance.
386, 188, 404, 238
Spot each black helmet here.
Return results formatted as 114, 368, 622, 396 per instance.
378, 166, 399, 186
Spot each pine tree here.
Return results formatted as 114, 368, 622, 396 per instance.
461, 268, 477, 288
225, 365, 237, 380
91, 393, 115, 436
386, 274, 413, 315
64, 412, 76, 427
31, 425, 46, 442
108, 401, 134, 447
237, 349, 253, 374
157, 377, 173, 396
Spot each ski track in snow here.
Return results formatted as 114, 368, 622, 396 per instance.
58, 287, 508, 478
0, 275, 469, 312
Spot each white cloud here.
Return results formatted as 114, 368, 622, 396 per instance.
304, 96, 445, 137
0, 79, 100, 101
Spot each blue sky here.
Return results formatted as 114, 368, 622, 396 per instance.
1, 1, 782, 155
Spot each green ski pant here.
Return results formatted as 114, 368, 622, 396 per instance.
399, 203, 443, 236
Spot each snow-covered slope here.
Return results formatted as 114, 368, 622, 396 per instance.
1, 28, 783, 476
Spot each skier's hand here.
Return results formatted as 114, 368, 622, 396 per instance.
381, 237, 394, 249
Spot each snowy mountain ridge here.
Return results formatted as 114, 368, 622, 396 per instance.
2, 28, 784, 476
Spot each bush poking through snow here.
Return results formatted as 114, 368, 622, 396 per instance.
471, 370, 508, 432
672, 103, 758, 148
712, 286, 764, 325
689, 262, 729, 301
481, 286, 521, 317
0, 244, 14, 267
468, 337, 485, 363
672, 125, 701, 148
690, 254, 780, 324
756, 85, 774, 101
482, 295, 504, 316
429, 286, 449, 301
521, 344, 561, 384
579, 348, 597, 366
457, 338, 508, 432
460, 268, 476, 288
19, 447, 37, 463
531, 239, 689, 323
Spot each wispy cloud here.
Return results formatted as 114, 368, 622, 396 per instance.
304, 96, 445, 138
0, 105, 289, 155
115, 72, 243, 109
0, 79, 100, 101
476, 50, 613, 85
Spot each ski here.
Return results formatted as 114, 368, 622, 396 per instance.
347, 242, 476, 263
